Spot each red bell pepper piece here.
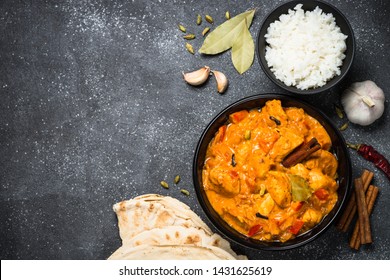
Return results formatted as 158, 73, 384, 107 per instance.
247, 224, 262, 237
289, 219, 304, 235
229, 170, 239, 178
314, 188, 329, 200
291, 201, 304, 211
215, 125, 227, 143
229, 110, 249, 124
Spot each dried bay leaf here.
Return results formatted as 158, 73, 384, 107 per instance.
231, 19, 254, 74
199, 9, 255, 55
288, 174, 312, 202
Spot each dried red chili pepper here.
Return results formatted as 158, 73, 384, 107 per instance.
348, 143, 390, 180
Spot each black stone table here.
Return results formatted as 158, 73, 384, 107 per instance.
1, 0, 389, 260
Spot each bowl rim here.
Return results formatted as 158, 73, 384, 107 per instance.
256, 0, 356, 95
193, 93, 352, 250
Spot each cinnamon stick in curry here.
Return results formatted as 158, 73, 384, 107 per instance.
349, 185, 379, 250
282, 138, 321, 168
354, 178, 372, 244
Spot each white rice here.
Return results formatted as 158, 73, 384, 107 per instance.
264, 4, 348, 90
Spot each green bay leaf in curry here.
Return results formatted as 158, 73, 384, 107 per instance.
289, 174, 312, 202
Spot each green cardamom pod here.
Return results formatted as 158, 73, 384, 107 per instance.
205, 15, 213, 24
180, 189, 190, 196
202, 27, 210, 36
183, 34, 196, 40
339, 121, 349, 131
160, 181, 169, 189
174, 175, 181, 184
244, 130, 251, 140
196, 14, 202, 25
178, 24, 186, 33
186, 43, 194, 54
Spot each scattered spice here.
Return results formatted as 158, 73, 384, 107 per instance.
205, 14, 214, 24
244, 130, 251, 140
185, 43, 195, 54
183, 34, 196, 40
339, 121, 349, 131
174, 175, 181, 184
196, 14, 202, 25
180, 189, 190, 196
269, 116, 281, 125
348, 143, 390, 180
160, 181, 169, 189
334, 103, 344, 119
202, 27, 210, 36
178, 24, 186, 33
255, 212, 268, 219
231, 154, 237, 167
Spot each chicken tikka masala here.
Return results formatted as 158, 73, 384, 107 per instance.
202, 100, 338, 242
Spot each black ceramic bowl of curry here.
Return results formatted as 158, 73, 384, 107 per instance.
193, 94, 352, 250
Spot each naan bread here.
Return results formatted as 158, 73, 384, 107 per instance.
113, 194, 212, 242
120, 225, 243, 259
108, 244, 237, 260
109, 194, 248, 260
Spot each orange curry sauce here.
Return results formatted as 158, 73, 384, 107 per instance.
202, 100, 338, 242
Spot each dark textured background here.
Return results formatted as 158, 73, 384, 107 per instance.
0, 0, 389, 260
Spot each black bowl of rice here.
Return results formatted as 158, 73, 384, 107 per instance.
256, 0, 355, 94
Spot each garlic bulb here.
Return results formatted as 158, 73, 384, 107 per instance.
341, 81, 385, 126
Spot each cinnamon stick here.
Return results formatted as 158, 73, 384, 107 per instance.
354, 178, 372, 244
349, 185, 379, 250
340, 170, 373, 232
336, 169, 374, 232
282, 138, 321, 168
349, 185, 373, 248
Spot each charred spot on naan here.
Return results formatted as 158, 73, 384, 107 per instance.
185, 234, 201, 244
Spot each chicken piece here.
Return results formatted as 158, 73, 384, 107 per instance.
269, 128, 304, 162
302, 208, 323, 227
289, 163, 310, 180
265, 171, 292, 208
263, 99, 288, 126
252, 126, 280, 154
308, 168, 338, 191
285, 107, 309, 137
305, 150, 338, 178
304, 115, 332, 150
256, 193, 275, 217
209, 166, 241, 196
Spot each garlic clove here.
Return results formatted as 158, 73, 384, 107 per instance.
212, 70, 228, 94
182, 66, 210, 86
